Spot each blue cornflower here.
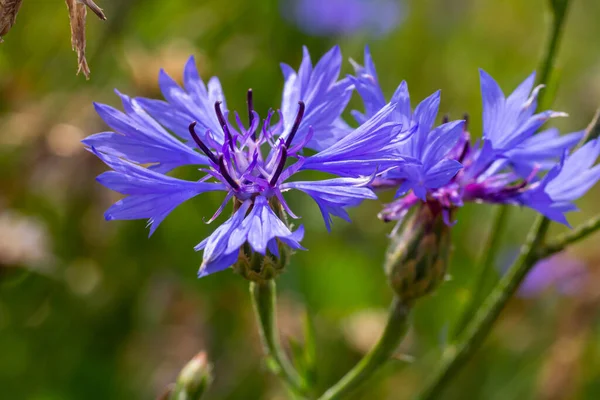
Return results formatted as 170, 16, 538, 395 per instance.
359, 59, 599, 226
84, 47, 403, 277
350, 47, 465, 202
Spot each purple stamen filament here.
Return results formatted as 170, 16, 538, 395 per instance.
270, 147, 288, 186
191, 96, 309, 195
218, 156, 240, 190
214, 101, 234, 151
284, 101, 305, 148
458, 141, 470, 163
189, 122, 219, 165
247, 89, 255, 140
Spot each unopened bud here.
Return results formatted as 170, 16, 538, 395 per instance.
384, 204, 451, 303
170, 352, 213, 400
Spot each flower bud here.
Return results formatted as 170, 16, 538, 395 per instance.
170, 352, 213, 400
384, 204, 451, 303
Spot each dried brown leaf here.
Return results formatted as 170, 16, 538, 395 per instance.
65, 0, 106, 78
65, 0, 90, 78
0, 0, 25, 42
78, 0, 106, 20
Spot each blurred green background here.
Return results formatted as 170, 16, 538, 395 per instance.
1, 0, 600, 399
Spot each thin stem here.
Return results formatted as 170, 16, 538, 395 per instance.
250, 281, 308, 398
537, 0, 571, 107
453, 205, 510, 338
318, 297, 411, 400
417, 216, 551, 400
540, 214, 600, 258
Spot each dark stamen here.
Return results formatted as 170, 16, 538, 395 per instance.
214, 101, 227, 127
269, 147, 288, 186
218, 156, 240, 190
247, 89, 255, 140
458, 140, 470, 163
463, 113, 470, 130
442, 114, 449, 124
214, 101, 234, 150
189, 122, 219, 165
284, 101, 305, 148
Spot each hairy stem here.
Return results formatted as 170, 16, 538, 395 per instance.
318, 297, 411, 400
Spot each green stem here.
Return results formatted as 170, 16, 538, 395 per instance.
318, 297, 411, 400
417, 216, 551, 400
453, 205, 510, 338
250, 280, 308, 397
540, 214, 600, 258
537, 0, 571, 107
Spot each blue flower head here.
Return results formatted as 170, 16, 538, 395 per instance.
366, 64, 599, 227
351, 47, 465, 201
84, 47, 403, 278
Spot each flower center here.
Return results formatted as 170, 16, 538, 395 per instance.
187, 92, 307, 198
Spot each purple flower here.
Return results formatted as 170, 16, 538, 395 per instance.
351, 48, 598, 225
284, 0, 405, 37
351, 47, 465, 201
84, 47, 402, 277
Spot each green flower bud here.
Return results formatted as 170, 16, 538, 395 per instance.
384, 204, 452, 303
170, 352, 213, 400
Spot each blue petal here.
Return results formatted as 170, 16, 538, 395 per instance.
505, 129, 584, 176
480, 69, 506, 145
227, 196, 305, 255
197, 200, 251, 277
183, 56, 209, 103
302, 102, 408, 176
92, 148, 225, 235
519, 139, 600, 225
413, 90, 441, 153
137, 64, 227, 143
281, 176, 376, 231
479, 69, 567, 152
390, 81, 411, 124
280, 46, 353, 151
545, 139, 600, 203
424, 159, 463, 188
349, 47, 387, 122
422, 120, 464, 168
84, 93, 208, 173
